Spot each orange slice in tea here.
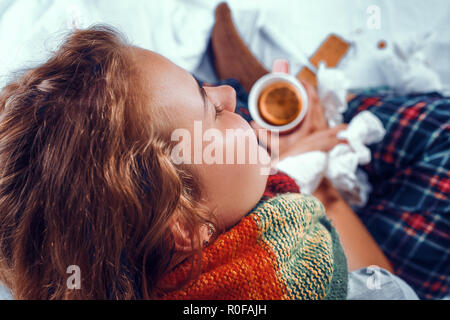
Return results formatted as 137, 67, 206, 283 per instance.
258, 82, 302, 126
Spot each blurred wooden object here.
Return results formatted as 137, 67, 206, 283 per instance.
212, 2, 269, 93
297, 34, 350, 87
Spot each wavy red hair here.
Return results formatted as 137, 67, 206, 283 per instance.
0, 26, 213, 299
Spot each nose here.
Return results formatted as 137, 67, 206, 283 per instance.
204, 85, 236, 113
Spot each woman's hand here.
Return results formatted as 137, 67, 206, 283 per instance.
251, 122, 348, 161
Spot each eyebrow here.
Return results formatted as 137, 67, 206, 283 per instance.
194, 77, 209, 117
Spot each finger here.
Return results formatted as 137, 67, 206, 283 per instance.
325, 124, 347, 135
272, 59, 290, 74
300, 80, 313, 94
302, 80, 319, 101
250, 120, 264, 130
332, 123, 348, 131
324, 128, 349, 151
319, 136, 346, 152
328, 124, 349, 143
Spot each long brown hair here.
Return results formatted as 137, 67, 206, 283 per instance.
0, 25, 213, 299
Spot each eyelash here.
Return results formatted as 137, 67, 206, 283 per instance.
213, 103, 225, 119
201, 85, 224, 119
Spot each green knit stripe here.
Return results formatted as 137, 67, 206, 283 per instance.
251, 193, 343, 299
321, 216, 348, 300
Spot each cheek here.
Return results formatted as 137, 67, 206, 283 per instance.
200, 162, 268, 229
221, 115, 271, 173
220, 114, 259, 161
198, 115, 270, 229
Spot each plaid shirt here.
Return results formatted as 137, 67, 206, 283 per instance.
344, 87, 449, 299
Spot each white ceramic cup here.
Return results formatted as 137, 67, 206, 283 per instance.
248, 59, 309, 133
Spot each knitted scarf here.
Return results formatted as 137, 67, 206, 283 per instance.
159, 171, 348, 299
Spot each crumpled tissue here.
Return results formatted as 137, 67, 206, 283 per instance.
275, 151, 328, 195
326, 111, 385, 205
378, 33, 443, 95
276, 64, 386, 206
317, 62, 350, 128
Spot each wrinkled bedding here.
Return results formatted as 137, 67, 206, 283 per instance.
1, 0, 449, 92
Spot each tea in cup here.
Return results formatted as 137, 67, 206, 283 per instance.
248, 59, 308, 133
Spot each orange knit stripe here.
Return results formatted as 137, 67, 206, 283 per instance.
160, 215, 286, 299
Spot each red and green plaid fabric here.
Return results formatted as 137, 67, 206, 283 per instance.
345, 87, 450, 299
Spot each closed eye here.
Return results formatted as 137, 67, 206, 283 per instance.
213, 103, 225, 119
193, 76, 225, 120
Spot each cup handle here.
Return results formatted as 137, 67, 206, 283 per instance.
272, 59, 290, 74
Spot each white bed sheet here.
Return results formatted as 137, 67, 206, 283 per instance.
1, 0, 449, 92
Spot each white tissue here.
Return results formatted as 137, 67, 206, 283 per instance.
327, 111, 385, 198
378, 34, 443, 95
276, 151, 327, 195
326, 144, 359, 192
337, 110, 386, 165
317, 62, 350, 127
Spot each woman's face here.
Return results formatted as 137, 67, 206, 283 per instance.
132, 48, 270, 231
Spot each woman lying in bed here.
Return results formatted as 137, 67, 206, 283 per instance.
0, 26, 419, 300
